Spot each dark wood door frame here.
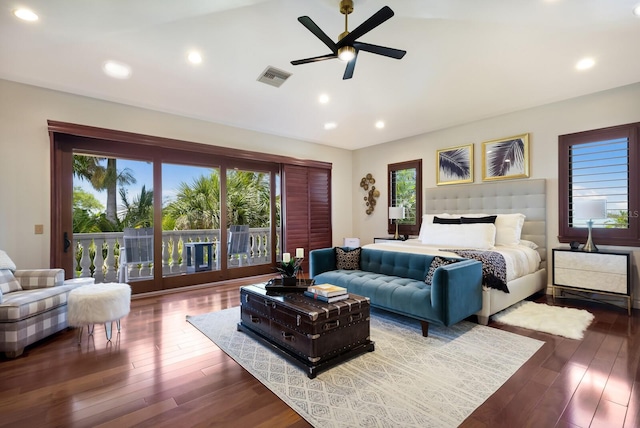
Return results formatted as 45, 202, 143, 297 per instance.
48, 121, 331, 293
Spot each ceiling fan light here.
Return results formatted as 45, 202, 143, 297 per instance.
338, 46, 356, 62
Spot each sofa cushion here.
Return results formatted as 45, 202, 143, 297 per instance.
14, 269, 65, 290
336, 247, 361, 270
0, 269, 22, 294
0, 284, 78, 322
425, 256, 460, 285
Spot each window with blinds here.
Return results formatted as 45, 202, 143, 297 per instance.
559, 121, 640, 247
569, 138, 629, 228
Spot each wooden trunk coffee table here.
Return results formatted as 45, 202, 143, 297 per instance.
237, 284, 374, 378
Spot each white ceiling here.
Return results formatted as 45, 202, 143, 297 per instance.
1, 0, 639, 150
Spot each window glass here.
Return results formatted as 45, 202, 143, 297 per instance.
569, 138, 628, 229
388, 160, 422, 236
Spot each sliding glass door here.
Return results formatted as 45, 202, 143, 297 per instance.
51, 123, 285, 293
72, 153, 154, 283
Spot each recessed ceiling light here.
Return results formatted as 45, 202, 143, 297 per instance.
319, 94, 330, 104
375, 121, 385, 129
187, 51, 202, 64
103, 61, 132, 79
324, 122, 337, 130
634, 4, 640, 16
575, 57, 595, 71
13, 8, 38, 21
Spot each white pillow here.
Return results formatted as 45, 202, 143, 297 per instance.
418, 214, 450, 242
0, 250, 16, 271
518, 239, 539, 250
495, 213, 526, 246
421, 223, 496, 249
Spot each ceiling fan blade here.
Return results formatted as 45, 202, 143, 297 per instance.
291, 53, 337, 65
342, 51, 359, 80
297, 16, 338, 53
338, 6, 394, 48
353, 42, 406, 59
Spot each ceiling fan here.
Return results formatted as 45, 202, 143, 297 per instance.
290, 0, 406, 80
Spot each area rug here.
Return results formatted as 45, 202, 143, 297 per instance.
492, 301, 594, 340
187, 307, 543, 428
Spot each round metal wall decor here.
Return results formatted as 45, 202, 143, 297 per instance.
360, 173, 379, 215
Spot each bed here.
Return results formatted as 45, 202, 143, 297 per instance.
365, 178, 547, 325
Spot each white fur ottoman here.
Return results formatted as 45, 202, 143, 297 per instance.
68, 283, 131, 342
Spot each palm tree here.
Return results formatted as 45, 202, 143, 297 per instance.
119, 185, 154, 228
73, 154, 136, 225
163, 169, 272, 230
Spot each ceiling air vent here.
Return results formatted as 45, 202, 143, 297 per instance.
257, 66, 291, 88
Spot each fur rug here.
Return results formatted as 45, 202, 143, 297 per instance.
492, 301, 594, 340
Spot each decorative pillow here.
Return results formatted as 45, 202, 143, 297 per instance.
0, 269, 22, 294
434, 216, 461, 224
0, 250, 17, 271
424, 256, 460, 285
420, 223, 496, 249
461, 215, 497, 224
418, 214, 451, 241
335, 247, 361, 270
495, 213, 526, 246
519, 239, 539, 250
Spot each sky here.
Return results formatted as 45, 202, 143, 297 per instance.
74, 157, 215, 211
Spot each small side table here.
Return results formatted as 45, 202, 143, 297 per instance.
185, 242, 214, 272
552, 248, 632, 315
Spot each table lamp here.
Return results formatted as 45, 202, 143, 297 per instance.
388, 206, 405, 240
574, 198, 607, 252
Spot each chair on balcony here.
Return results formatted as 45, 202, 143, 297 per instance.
119, 227, 153, 282
228, 225, 251, 266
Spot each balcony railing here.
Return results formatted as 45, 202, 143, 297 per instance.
73, 228, 274, 283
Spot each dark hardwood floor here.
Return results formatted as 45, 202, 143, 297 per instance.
1, 277, 638, 427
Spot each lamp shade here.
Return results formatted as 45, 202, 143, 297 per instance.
389, 206, 405, 220
574, 199, 607, 220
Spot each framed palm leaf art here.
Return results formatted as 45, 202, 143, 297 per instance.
436, 144, 473, 185
482, 133, 530, 181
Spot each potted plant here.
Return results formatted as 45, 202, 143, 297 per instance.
275, 251, 303, 286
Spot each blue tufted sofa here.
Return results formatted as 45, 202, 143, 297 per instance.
309, 247, 483, 336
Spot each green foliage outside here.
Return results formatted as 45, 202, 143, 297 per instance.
605, 210, 629, 229
72, 155, 277, 233
393, 168, 416, 225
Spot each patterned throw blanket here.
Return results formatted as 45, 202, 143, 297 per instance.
444, 249, 509, 293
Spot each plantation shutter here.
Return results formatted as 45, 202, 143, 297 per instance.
283, 165, 332, 273
558, 121, 640, 247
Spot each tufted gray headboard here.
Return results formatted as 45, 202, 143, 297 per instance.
424, 179, 546, 261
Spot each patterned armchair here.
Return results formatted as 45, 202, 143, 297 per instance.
0, 250, 82, 358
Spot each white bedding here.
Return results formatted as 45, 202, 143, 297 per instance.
363, 239, 541, 282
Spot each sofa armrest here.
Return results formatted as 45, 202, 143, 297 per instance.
429, 259, 483, 326
14, 269, 65, 290
309, 248, 337, 277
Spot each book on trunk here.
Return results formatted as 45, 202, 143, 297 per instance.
303, 291, 350, 303
306, 283, 347, 297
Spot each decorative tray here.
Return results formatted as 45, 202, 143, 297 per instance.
265, 277, 314, 293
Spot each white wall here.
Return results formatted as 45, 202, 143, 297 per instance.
0, 79, 353, 268
352, 82, 640, 303
3, 78, 640, 304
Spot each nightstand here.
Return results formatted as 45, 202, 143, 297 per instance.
373, 237, 405, 243
552, 248, 632, 315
